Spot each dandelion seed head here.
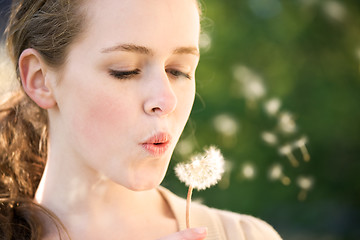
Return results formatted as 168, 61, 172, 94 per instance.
175, 146, 225, 191
192, 159, 201, 168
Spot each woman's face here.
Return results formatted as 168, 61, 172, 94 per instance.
49, 0, 200, 190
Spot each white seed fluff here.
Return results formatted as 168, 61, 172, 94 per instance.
175, 146, 225, 191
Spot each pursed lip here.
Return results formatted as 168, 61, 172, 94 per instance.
141, 132, 172, 156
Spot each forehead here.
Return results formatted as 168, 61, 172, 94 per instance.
78, 0, 200, 53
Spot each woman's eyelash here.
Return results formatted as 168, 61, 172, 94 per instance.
166, 69, 191, 79
109, 69, 140, 79
109, 69, 191, 80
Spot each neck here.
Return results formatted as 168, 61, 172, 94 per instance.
34, 144, 175, 239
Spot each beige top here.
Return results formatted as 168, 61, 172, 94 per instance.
158, 187, 283, 240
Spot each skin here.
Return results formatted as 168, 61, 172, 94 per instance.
19, 0, 206, 239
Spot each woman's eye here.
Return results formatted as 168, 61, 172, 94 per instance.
109, 69, 140, 79
166, 69, 191, 79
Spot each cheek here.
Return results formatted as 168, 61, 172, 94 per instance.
67, 85, 135, 152
170, 83, 195, 140
176, 84, 195, 120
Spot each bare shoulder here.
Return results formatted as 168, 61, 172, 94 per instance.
211, 208, 283, 240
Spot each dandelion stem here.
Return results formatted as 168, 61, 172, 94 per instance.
281, 176, 291, 186
186, 185, 193, 229
286, 152, 299, 167
298, 189, 308, 201
300, 146, 310, 162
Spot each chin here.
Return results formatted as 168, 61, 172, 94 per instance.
127, 159, 170, 191
125, 174, 165, 192
126, 182, 159, 192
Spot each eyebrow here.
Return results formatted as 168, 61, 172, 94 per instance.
101, 44, 199, 57
173, 46, 200, 56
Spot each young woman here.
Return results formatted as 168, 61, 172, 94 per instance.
0, 0, 282, 239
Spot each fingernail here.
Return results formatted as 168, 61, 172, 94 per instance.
194, 227, 207, 234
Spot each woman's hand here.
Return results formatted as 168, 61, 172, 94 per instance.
157, 227, 208, 240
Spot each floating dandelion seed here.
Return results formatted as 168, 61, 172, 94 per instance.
233, 65, 258, 83
279, 144, 299, 167
297, 176, 314, 201
356, 47, 360, 61
233, 65, 266, 102
294, 136, 310, 162
261, 131, 278, 145
219, 160, 233, 190
199, 32, 212, 52
242, 163, 256, 179
244, 80, 266, 101
323, 0, 346, 22
176, 139, 194, 157
268, 164, 283, 180
297, 176, 314, 190
278, 112, 297, 134
268, 164, 291, 186
213, 114, 239, 137
264, 98, 281, 116
356, 48, 360, 74
175, 146, 225, 228
355, 48, 360, 74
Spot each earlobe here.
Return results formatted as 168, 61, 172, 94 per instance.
19, 48, 57, 109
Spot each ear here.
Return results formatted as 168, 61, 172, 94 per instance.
19, 48, 57, 109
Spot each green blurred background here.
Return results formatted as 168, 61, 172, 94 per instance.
1, 0, 360, 239
165, 0, 360, 239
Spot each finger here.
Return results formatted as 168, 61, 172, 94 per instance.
157, 227, 208, 240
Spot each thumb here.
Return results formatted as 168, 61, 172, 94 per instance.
157, 227, 208, 240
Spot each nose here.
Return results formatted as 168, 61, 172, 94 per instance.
143, 72, 177, 117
